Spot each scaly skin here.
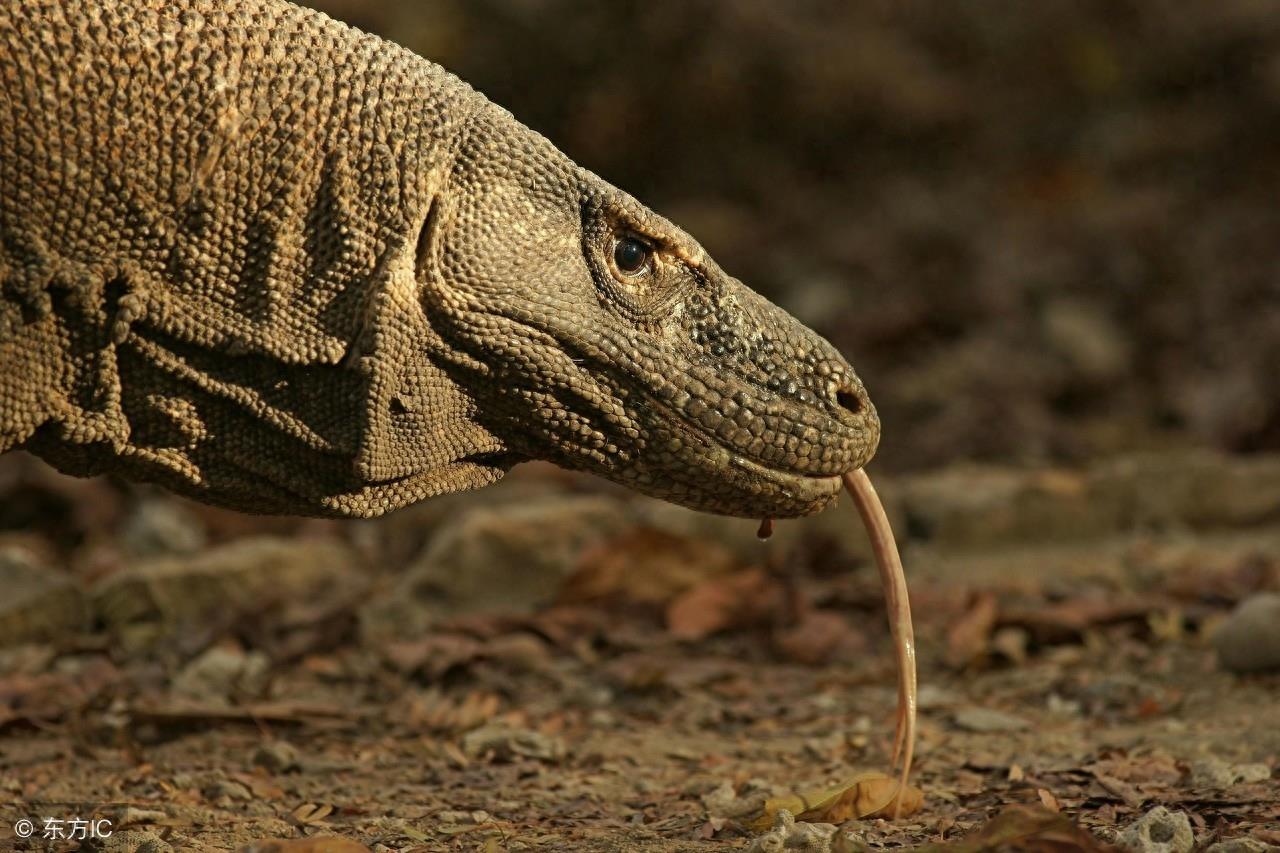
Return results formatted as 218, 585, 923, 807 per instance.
0, 0, 879, 518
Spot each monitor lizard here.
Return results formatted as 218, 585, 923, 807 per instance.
1, 0, 917, 803
0, 0, 879, 521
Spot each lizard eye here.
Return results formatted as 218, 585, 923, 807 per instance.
612, 236, 651, 276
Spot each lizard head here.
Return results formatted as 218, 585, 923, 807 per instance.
420, 103, 879, 518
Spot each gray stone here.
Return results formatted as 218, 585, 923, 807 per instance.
172, 645, 270, 701
121, 498, 206, 558
461, 724, 567, 763
952, 707, 1031, 733
92, 537, 360, 650
1091, 451, 1280, 531
252, 740, 302, 773
1214, 593, 1280, 673
1234, 764, 1274, 784
1190, 757, 1238, 789
1118, 807, 1195, 853
896, 465, 1111, 548
361, 496, 629, 641
0, 545, 88, 646
746, 809, 845, 853
1191, 757, 1275, 789
1043, 297, 1131, 383
702, 779, 771, 821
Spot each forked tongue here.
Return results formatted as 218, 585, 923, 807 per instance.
844, 468, 917, 819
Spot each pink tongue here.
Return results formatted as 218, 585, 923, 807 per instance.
843, 468, 917, 819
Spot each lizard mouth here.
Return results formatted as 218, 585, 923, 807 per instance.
640, 392, 859, 512
726, 452, 846, 500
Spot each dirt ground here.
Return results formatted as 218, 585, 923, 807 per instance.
1, 450, 1277, 851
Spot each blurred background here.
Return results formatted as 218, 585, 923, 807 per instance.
313, 0, 1280, 471
3, 4, 1279, 850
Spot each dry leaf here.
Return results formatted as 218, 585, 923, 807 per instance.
666, 568, 779, 640
238, 839, 372, 853
772, 610, 863, 665
749, 771, 924, 831
229, 771, 284, 801
290, 802, 335, 826
564, 528, 740, 605
947, 591, 998, 668
913, 804, 1114, 852
1001, 597, 1157, 644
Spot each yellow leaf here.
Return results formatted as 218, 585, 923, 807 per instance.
749, 772, 924, 831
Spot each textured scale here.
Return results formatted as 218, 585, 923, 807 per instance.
1, 0, 881, 519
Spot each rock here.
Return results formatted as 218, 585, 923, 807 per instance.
81, 829, 174, 853
434, 809, 491, 825
172, 644, 270, 701
1118, 807, 1194, 853
1190, 758, 1274, 789
1213, 593, 1280, 673
896, 465, 1111, 548
203, 775, 255, 803
952, 707, 1031, 733
1234, 764, 1275, 784
889, 451, 1280, 551
703, 779, 772, 821
745, 808, 846, 853
1190, 757, 1238, 789
92, 537, 359, 650
121, 498, 206, 558
916, 684, 962, 710
1042, 297, 1131, 383
702, 781, 740, 819
361, 496, 629, 641
1091, 451, 1280, 531
0, 545, 89, 646
460, 724, 567, 763
252, 741, 302, 773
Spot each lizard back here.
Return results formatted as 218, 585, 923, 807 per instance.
0, 0, 513, 515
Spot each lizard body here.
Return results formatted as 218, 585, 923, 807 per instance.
1, 0, 879, 519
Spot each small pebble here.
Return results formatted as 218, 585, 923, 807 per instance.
1190, 757, 1274, 789
435, 809, 486, 824
172, 644, 270, 700
746, 809, 842, 853
122, 498, 207, 557
1119, 806, 1194, 853
1214, 593, 1280, 673
252, 741, 302, 773
952, 707, 1031, 733
1190, 757, 1238, 789
460, 725, 566, 763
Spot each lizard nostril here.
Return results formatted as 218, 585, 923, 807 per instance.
835, 388, 864, 416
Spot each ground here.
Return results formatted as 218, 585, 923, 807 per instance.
1, 450, 1276, 851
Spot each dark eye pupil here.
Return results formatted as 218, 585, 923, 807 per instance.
614, 238, 648, 273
